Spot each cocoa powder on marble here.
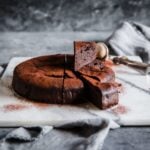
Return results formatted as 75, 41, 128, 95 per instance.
3, 104, 29, 112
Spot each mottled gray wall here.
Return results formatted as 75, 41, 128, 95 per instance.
0, 0, 150, 31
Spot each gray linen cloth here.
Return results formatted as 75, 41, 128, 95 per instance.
0, 117, 112, 150
108, 21, 150, 63
0, 65, 118, 150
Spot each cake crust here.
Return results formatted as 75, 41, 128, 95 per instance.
12, 54, 85, 104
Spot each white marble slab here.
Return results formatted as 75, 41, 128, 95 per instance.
0, 56, 150, 126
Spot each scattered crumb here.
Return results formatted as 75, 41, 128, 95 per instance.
117, 83, 125, 93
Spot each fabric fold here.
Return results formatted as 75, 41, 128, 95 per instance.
0, 117, 112, 150
0, 66, 4, 77
108, 21, 150, 62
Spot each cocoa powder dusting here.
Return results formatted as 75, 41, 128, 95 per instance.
13, 93, 49, 109
3, 104, 29, 112
112, 105, 129, 114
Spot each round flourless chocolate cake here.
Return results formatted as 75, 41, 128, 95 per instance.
12, 53, 120, 109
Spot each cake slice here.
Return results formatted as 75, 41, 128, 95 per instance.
74, 41, 97, 71
81, 75, 119, 109
78, 64, 115, 83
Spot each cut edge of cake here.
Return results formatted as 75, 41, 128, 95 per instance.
74, 41, 97, 71
81, 75, 119, 109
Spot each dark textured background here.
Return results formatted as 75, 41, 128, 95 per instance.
0, 0, 149, 31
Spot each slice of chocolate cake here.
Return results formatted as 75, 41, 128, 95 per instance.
81, 75, 119, 109
74, 41, 97, 71
78, 64, 115, 83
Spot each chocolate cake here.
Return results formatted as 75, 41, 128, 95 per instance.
81, 75, 119, 109
12, 41, 120, 109
74, 41, 97, 71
